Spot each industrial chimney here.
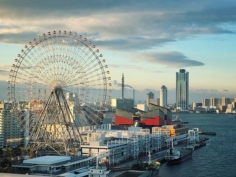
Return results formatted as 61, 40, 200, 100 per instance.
122, 73, 124, 99
133, 89, 135, 104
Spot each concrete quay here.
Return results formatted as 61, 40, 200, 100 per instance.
107, 136, 209, 176
108, 149, 166, 177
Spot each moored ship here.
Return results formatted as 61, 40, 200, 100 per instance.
165, 146, 193, 164
131, 152, 161, 177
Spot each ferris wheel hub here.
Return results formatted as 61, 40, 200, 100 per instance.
54, 86, 62, 90
51, 80, 66, 89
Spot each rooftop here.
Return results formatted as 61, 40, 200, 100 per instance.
23, 155, 70, 165
13, 155, 93, 168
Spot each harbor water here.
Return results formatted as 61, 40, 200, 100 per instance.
158, 113, 236, 177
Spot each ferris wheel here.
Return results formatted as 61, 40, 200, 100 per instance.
8, 30, 112, 156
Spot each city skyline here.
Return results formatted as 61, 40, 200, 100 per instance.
1, 0, 236, 103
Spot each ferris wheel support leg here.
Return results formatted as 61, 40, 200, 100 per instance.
54, 87, 75, 155
22, 91, 54, 157
33, 91, 54, 141
60, 89, 83, 144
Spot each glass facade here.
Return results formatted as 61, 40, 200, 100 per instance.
160, 85, 167, 107
176, 69, 189, 109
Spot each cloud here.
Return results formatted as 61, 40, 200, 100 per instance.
95, 38, 175, 51
209, 89, 218, 92
109, 64, 162, 73
153, 70, 163, 73
0, 81, 8, 100
0, 0, 236, 50
0, 32, 39, 44
0, 65, 11, 78
136, 51, 204, 68
109, 64, 143, 70
193, 88, 218, 92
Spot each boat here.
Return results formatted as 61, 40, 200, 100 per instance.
165, 139, 193, 164
131, 152, 161, 177
165, 147, 193, 164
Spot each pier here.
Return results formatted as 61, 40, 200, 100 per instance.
199, 131, 216, 136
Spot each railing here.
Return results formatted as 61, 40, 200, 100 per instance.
107, 166, 131, 172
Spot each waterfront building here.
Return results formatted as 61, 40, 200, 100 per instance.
115, 102, 172, 127
202, 97, 236, 113
79, 122, 193, 168
160, 85, 167, 107
0, 101, 23, 148
202, 98, 211, 107
111, 98, 134, 111
210, 98, 222, 108
80, 126, 165, 166
222, 97, 235, 106
225, 104, 235, 113
176, 69, 189, 110
148, 104, 172, 125
192, 102, 202, 110
13, 155, 95, 176
232, 102, 236, 109
194, 107, 207, 113
115, 108, 165, 126
152, 124, 188, 139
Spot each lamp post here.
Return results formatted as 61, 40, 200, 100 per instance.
50, 167, 54, 176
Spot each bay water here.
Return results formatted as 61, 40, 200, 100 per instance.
158, 113, 236, 177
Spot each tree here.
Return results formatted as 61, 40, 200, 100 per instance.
0, 158, 11, 168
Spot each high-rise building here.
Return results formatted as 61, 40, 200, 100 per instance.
222, 97, 235, 106
202, 98, 211, 107
150, 98, 160, 106
210, 98, 222, 108
146, 92, 154, 106
176, 69, 189, 109
160, 85, 167, 107
0, 101, 23, 148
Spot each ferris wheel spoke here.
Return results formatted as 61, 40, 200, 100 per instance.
67, 76, 104, 88
75, 105, 101, 125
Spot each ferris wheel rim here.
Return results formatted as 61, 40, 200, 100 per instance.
8, 30, 111, 105
8, 30, 112, 131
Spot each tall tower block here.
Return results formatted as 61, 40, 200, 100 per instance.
160, 85, 167, 107
176, 69, 189, 109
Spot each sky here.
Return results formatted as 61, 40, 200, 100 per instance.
1, 0, 236, 104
